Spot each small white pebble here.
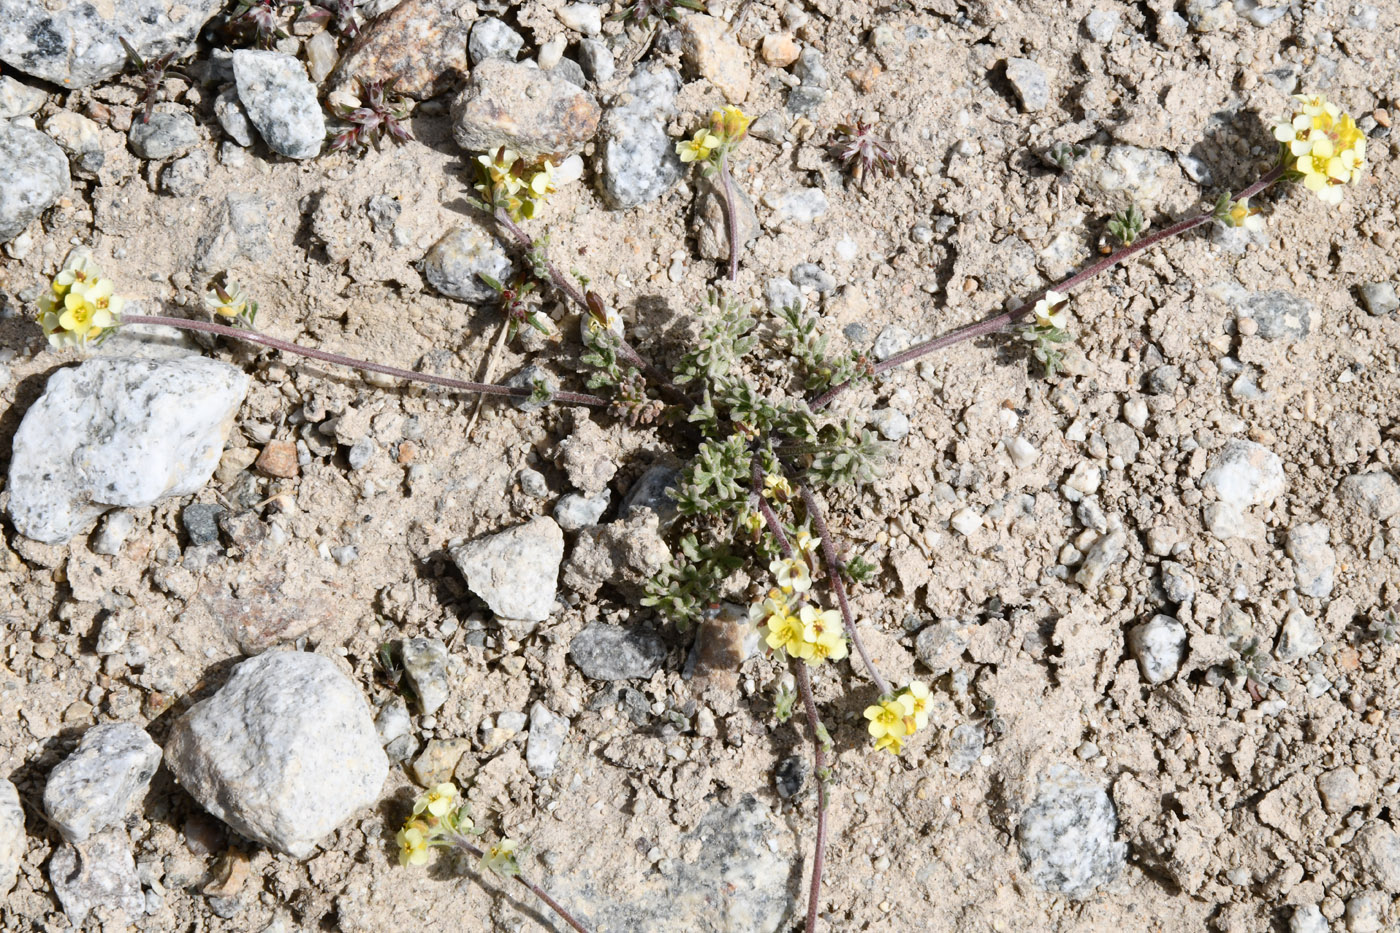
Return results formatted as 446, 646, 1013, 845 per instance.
950, 508, 982, 535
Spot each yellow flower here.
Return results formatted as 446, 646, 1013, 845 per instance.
762, 608, 807, 657
1031, 289, 1068, 329
482, 838, 520, 876
1223, 197, 1264, 232
739, 510, 764, 535
749, 587, 789, 624
413, 782, 459, 819
1275, 93, 1367, 204
874, 732, 905, 755
527, 158, 557, 197
44, 277, 121, 348
864, 698, 910, 741
793, 528, 820, 558
581, 304, 624, 341
677, 127, 720, 163
900, 681, 931, 731
203, 280, 256, 322
397, 820, 431, 867
52, 253, 101, 298
710, 106, 750, 143
763, 473, 793, 502
770, 557, 812, 594
797, 605, 847, 664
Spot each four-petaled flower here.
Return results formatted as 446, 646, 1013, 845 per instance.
864, 697, 910, 743
796, 605, 847, 663
793, 528, 820, 558
396, 820, 430, 867
763, 473, 793, 502
900, 681, 931, 731
413, 782, 459, 819
1031, 289, 1069, 330
677, 127, 721, 164
1221, 197, 1265, 232
770, 556, 812, 594
482, 838, 521, 877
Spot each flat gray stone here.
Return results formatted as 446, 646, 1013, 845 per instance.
128, 111, 198, 160
598, 66, 683, 210
1006, 58, 1050, 111
570, 622, 666, 680
48, 828, 144, 926
0, 121, 69, 243
164, 651, 389, 859
1018, 765, 1125, 899
43, 724, 161, 843
1275, 608, 1322, 662
554, 488, 611, 531
8, 357, 249, 544
526, 702, 569, 779
469, 17, 523, 64
1359, 282, 1398, 317
400, 637, 450, 715
421, 223, 512, 303
1127, 615, 1187, 684
1286, 522, 1335, 597
450, 58, 600, 160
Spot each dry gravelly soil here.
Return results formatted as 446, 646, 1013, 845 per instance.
1, 0, 1400, 930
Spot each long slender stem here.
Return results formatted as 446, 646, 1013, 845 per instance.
752, 462, 793, 557
447, 835, 592, 933
491, 209, 688, 403
809, 163, 1288, 410
798, 485, 890, 697
122, 314, 607, 407
718, 156, 741, 282
793, 661, 827, 933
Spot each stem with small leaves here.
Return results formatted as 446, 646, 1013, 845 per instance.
445, 834, 592, 933
809, 163, 1288, 411
120, 314, 607, 407
798, 484, 890, 697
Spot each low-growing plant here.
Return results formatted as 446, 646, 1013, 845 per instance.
327, 78, 414, 153
119, 37, 181, 124
29, 92, 1374, 933
826, 120, 896, 188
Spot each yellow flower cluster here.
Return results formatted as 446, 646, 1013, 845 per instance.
863, 682, 932, 755
475, 148, 557, 221
1273, 93, 1366, 205
38, 251, 124, 349
749, 588, 848, 665
396, 782, 472, 867
676, 106, 750, 165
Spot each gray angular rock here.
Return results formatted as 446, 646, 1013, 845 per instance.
214, 87, 256, 147
570, 622, 666, 680
128, 111, 199, 160
554, 488, 611, 531
1350, 821, 1400, 894
469, 17, 524, 64
0, 779, 22, 894
48, 828, 144, 926
44, 111, 105, 175
578, 38, 616, 82
0, 0, 221, 88
162, 149, 210, 197
1239, 290, 1312, 342
1070, 144, 1179, 213
873, 324, 913, 361
1200, 439, 1286, 539
0, 74, 46, 118
915, 619, 970, 676
1286, 522, 1335, 597
1128, 615, 1187, 684
526, 702, 569, 779
43, 723, 161, 843
618, 464, 680, 528
450, 517, 565, 622
233, 50, 325, 160
421, 224, 512, 303
1159, 560, 1197, 604
1275, 608, 1322, 662
1084, 10, 1121, 41
598, 67, 683, 209
8, 357, 249, 544
871, 408, 910, 441
1359, 282, 1399, 317
327, 0, 472, 100
790, 262, 835, 294
762, 187, 828, 224
1075, 530, 1126, 590
1006, 57, 1050, 111
0, 121, 69, 243
1017, 765, 1125, 899
451, 58, 600, 160
763, 276, 803, 313
400, 637, 450, 715
506, 364, 558, 412
946, 722, 985, 775
164, 651, 389, 859
546, 57, 588, 89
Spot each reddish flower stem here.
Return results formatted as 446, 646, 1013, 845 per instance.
121, 315, 607, 407
447, 835, 592, 933
718, 155, 741, 282
798, 485, 891, 697
809, 163, 1288, 411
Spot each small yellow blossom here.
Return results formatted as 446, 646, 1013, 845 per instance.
677, 127, 720, 163
1031, 289, 1068, 330
413, 782, 459, 819
761, 608, 807, 658
527, 158, 557, 197
481, 838, 520, 876
581, 304, 624, 341
864, 697, 910, 742
739, 510, 764, 535
52, 253, 101, 298
763, 473, 793, 502
793, 528, 820, 558
900, 681, 931, 731
396, 820, 431, 867
1223, 197, 1264, 232
710, 106, 750, 143
874, 732, 905, 755
203, 279, 258, 324
796, 605, 847, 664
770, 556, 812, 594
